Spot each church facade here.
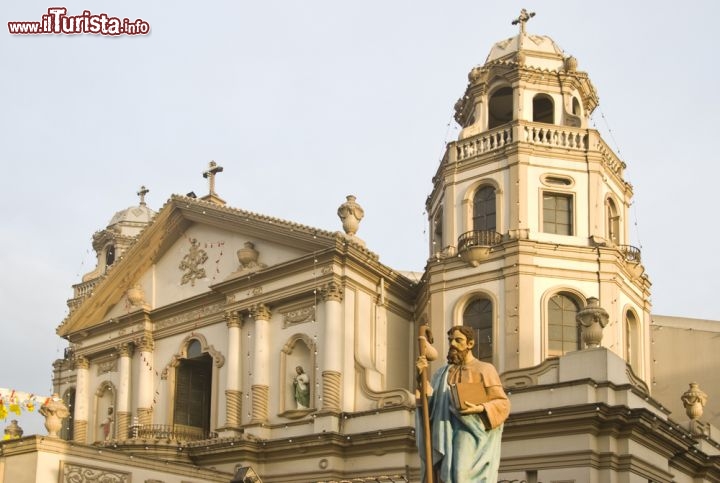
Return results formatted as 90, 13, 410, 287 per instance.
3, 12, 719, 483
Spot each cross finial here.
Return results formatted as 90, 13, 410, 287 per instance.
511, 8, 535, 35
137, 185, 149, 206
203, 160, 224, 197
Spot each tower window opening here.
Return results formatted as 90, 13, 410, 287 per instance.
548, 293, 581, 356
463, 298, 493, 362
473, 186, 497, 232
105, 245, 115, 267
607, 198, 620, 245
543, 192, 573, 235
533, 94, 554, 124
572, 96, 582, 116
488, 87, 513, 129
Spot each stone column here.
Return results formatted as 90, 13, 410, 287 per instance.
136, 333, 154, 426
73, 356, 89, 443
250, 304, 271, 423
116, 343, 133, 439
224, 311, 243, 428
321, 281, 343, 412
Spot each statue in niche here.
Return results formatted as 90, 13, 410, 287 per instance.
100, 406, 114, 441
292, 366, 310, 409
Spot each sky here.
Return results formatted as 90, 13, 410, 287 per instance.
1, 1, 718, 435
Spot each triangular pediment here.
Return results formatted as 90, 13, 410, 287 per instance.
57, 195, 340, 337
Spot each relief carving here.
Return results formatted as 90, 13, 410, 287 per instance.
61, 462, 130, 483
179, 238, 208, 286
283, 306, 315, 327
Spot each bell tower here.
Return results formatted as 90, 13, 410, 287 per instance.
421, 11, 652, 386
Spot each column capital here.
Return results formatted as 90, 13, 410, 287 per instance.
74, 355, 90, 370
225, 311, 242, 328
136, 332, 154, 352
117, 342, 133, 358
250, 303, 271, 321
322, 280, 344, 302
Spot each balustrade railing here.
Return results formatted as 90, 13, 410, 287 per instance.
72, 277, 101, 298
128, 423, 217, 442
523, 123, 587, 150
456, 126, 512, 161
458, 230, 503, 252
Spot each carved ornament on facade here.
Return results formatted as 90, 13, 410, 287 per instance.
155, 301, 224, 330
283, 306, 315, 327
125, 283, 149, 309
179, 237, 208, 286
60, 462, 130, 483
96, 358, 117, 375
167, 332, 225, 370
576, 297, 608, 349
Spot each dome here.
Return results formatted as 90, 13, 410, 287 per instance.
107, 204, 156, 227
485, 33, 566, 71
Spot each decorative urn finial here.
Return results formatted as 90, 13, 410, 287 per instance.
337, 195, 365, 236
576, 297, 609, 349
4, 420, 23, 439
681, 382, 708, 420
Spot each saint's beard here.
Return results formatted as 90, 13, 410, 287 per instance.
447, 347, 469, 365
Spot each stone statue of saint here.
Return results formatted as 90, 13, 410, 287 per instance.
100, 406, 114, 441
293, 366, 310, 409
416, 325, 510, 483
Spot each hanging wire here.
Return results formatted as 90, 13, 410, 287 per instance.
593, 106, 644, 250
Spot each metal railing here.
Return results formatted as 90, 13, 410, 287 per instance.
618, 244, 641, 263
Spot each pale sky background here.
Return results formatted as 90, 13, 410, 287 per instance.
1, 1, 718, 435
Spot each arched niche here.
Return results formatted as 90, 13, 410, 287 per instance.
94, 380, 117, 442
279, 333, 317, 418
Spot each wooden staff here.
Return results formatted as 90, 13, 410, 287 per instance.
417, 324, 437, 483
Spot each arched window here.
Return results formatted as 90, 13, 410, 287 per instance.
463, 298, 493, 362
607, 198, 620, 245
625, 310, 641, 373
548, 293, 581, 356
572, 97, 582, 116
105, 245, 115, 267
533, 94, 554, 124
473, 186, 496, 232
488, 87, 513, 129
174, 340, 212, 436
